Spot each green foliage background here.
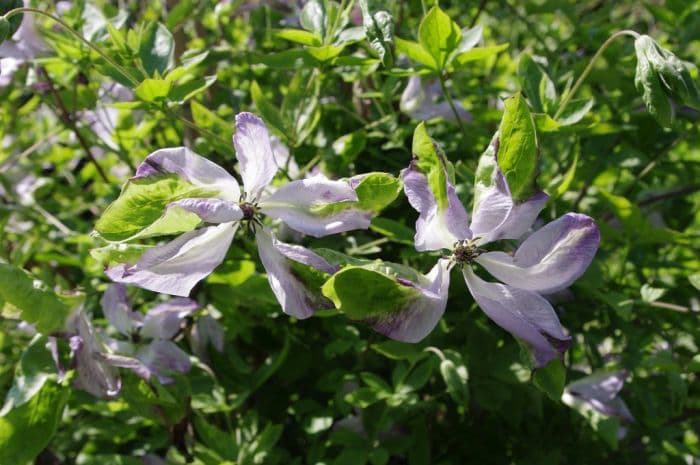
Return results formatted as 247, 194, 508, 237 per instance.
0, 0, 699, 464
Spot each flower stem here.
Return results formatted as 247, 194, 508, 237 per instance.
553, 29, 640, 120
438, 73, 468, 137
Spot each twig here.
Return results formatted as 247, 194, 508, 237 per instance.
469, 0, 488, 28
39, 68, 110, 183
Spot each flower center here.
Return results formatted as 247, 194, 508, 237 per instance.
240, 201, 258, 220
451, 238, 482, 265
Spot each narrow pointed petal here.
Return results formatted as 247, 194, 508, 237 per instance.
191, 314, 225, 359
105, 223, 237, 297
256, 229, 334, 319
476, 213, 600, 294
563, 371, 634, 421
370, 258, 452, 343
101, 353, 152, 381
470, 167, 548, 244
401, 164, 471, 251
260, 176, 370, 237
70, 310, 121, 398
234, 112, 278, 202
141, 298, 200, 340
134, 147, 240, 202
100, 284, 141, 335
136, 340, 192, 384
166, 198, 244, 224
463, 268, 570, 368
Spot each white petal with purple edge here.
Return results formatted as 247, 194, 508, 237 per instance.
470, 168, 549, 245
401, 165, 471, 251
137, 340, 192, 384
106, 223, 236, 297
260, 176, 369, 237
475, 213, 600, 294
141, 298, 199, 340
100, 283, 141, 336
256, 229, 333, 319
463, 268, 570, 368
234, 112, 278, 202
370, 258, 452, 343
134, 147, 240, 202
167, 198, 243, 224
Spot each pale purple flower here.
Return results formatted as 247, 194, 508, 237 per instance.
400, 76, 472, 123
99, 284, 197, 384
0, 0, 48, 87
399, 137, 599, 367
562, 370, 634, 422
68, 308, 121, 398
106, 112, 371, 318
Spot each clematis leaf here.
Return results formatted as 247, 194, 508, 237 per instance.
634, 38, 674, 127
300, 0, 326, 38
95, 175, 220, 242
322, 266, 422, 320
496, 92, 539, 201
418, 6, 462, 71
359, 0, 394, 67
533, 358, 566, 402
138, 22, 174, 77
0, 260, 72, 334
411, 122, 452, 211
0, 378, 68, 465
395, 37, 435, 68
0, 0, 22, 42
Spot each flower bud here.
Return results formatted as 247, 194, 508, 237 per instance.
634, 36, 675, 127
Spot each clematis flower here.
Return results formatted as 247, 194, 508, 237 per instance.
562, 370, 634, 422
399, 136, 599, 367
102, 112, 377, 319
400, 76, 472, 123
99, 283, 198, 384
68, 308, 121, 398
0, 0, 48, 87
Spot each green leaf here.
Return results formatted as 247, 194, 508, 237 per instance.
300, 0, 326, 38
418, 6, 462, 71
497, 93, 539, 201
532, 359, 566, 402
0, 0, 23, 41
557, 98, 594, 126
598, 190, 675, 244
353, 172, 402, 213
307, 44, 345, 62
139, 22, 174, 77
394, 37, 435, 68
453, 43, 509, 67
689, 272, 700, 291
134, 78, 172, 102
275, 28, 322, 46
412, 122, 450, 210
95, 174, 219, 242
518, 53, 545, 112
640, 283, 666, 303
552, 150, 578, 200
370, 218, 414, 245
634, 36, 674, 127
250, 81, 287, 137
0, 380, 69, 464
439, 349, 469, 407
169, 75, 217, 103
190, 100, 235, 155
1, 336, 57, 413
0, 261, 72, 334
360, 1, 394, 67
322, 266, 422, 320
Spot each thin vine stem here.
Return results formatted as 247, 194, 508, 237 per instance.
553, 29, 640, 120
438, 73, 468, 137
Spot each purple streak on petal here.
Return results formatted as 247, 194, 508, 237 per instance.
234, 112, 278, 202
401, 163, 471, 251
260, 176, 370, 237
100, 283, 141, 336
563, 371, 634, 421
105, 223, 236, 297
463, 268, 570, 368
133, 147, 240, 202
140, 298, 199, 340
256, 229, 334, 319
476, 213, 600, 294
137, 340, 192, 384
370, 258, 452, 343
272, 239, 340, 275
166, 198, 244, 224
70, 310, 121, 398
470, 167, 549, 245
